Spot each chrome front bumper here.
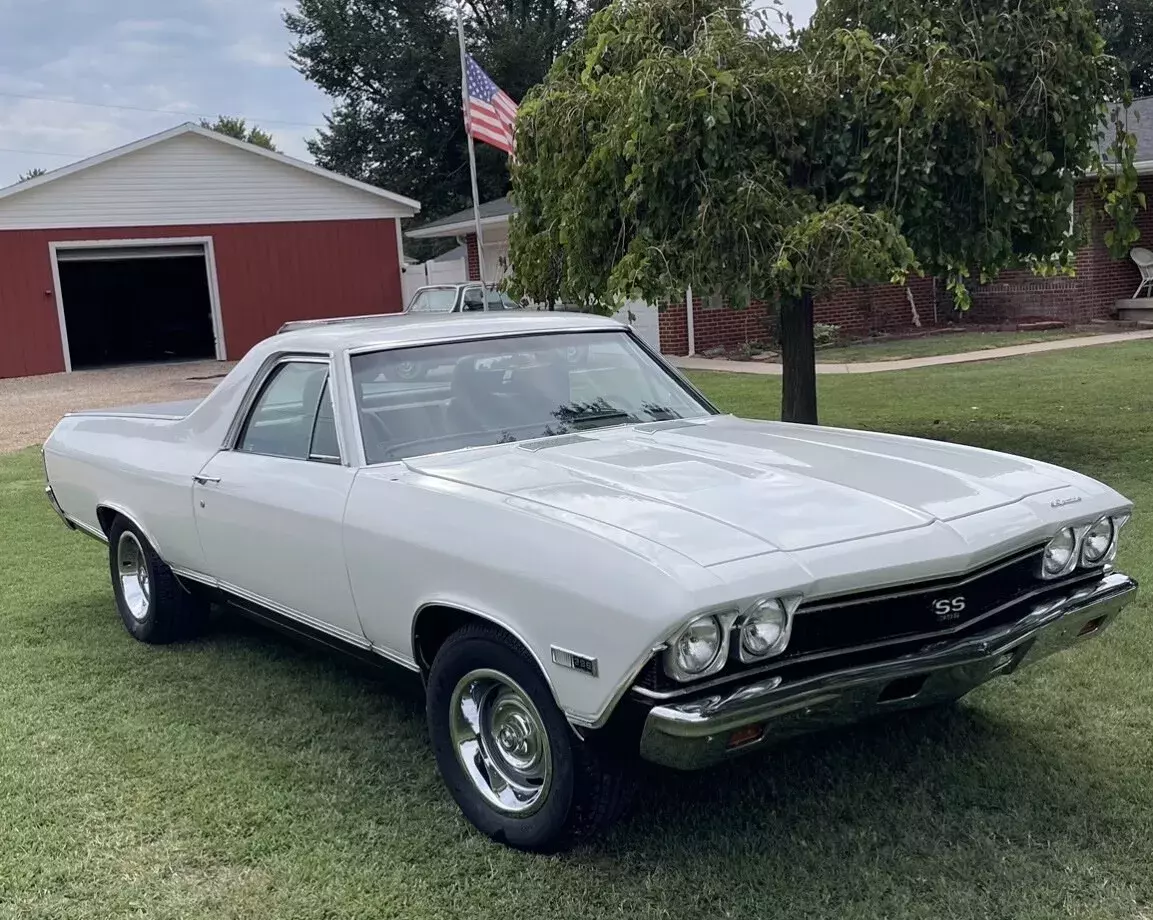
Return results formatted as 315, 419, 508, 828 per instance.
639, 572, 1138, 770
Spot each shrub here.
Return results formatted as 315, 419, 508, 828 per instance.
813, 324, 841, 348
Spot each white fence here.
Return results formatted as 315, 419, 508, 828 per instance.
401, 257, 468, 306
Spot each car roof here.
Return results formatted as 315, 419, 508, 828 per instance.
272, 310, 625, 352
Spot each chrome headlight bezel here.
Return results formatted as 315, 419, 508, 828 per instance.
736, 596, 799, 663
1041, 527, 1078, 579
1041, 513, 1129, 580
662, 614, 730, 683
662, 595, 802, 683
1080, 516, 1115, 566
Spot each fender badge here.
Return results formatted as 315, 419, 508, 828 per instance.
1051, 495, 1083, 508
551, 646, 599, 678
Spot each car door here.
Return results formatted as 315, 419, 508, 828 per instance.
191, 356, 365, 644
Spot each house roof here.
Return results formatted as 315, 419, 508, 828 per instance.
406, 195, 516, 238
0, 123, 421, 214
431, 243, 467, 262
1122, 96, 1153, 171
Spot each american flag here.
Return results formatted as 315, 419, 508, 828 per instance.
464, 55, 518, 155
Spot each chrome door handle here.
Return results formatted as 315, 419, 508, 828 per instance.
193, 475, 221, 485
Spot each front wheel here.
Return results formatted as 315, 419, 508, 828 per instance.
426, 624, 632, 851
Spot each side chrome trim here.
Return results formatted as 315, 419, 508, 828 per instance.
171, 567, 420, 670
221, 351, 334, 452
344, 325, 623, 359
412, 600, 562, 705
627, 326, 721, 416
95, 502, 162, 556
569, 644, 669, 730
68, 516, 108, 544
45, 485, 75, 530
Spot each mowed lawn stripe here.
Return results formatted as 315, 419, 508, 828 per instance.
1, 342, 1152, 919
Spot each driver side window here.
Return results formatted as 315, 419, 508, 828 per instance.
237, 361, 341, 463
462, 287, 485, 311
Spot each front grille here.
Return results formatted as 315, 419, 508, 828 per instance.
634, 547, 1103, 698
785, 547, 1046, 658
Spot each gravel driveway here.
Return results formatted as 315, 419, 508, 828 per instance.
0, 360, 234, 454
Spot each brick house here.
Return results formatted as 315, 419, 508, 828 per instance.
408, 101, 1153, 355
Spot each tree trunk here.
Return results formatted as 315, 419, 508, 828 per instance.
779, 292, 818, 425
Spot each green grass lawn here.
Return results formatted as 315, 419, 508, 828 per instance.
815, 328, 1096, 363
3, 343, 1153, 919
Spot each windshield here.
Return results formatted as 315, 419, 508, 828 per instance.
408, 289, 458, 313
350, 331, 713, 463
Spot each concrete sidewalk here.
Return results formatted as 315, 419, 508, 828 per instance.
672, 329, 1153, 375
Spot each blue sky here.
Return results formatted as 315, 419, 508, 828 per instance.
0, 0, 816, 187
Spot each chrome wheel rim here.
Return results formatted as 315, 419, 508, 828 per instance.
449, 669, 552, 816
116, 531, 151, 621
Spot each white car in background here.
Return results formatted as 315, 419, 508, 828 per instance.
42, 312, 1137, 851
406, 283, 523, 314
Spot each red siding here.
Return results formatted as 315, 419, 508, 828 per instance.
0, 218, 403, 379
969, 178, 1152, 324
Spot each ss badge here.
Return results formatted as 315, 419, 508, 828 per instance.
932, 596, 966, 621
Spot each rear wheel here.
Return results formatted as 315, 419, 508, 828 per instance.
107, 518, 208, 644
426, 624, 633, 851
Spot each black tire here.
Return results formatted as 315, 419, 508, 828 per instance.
107, 517, 208, 644
426, 623, 633, 851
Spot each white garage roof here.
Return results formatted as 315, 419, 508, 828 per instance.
0, 123, 420, 231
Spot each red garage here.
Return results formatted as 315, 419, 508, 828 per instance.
0, 123, 419, 379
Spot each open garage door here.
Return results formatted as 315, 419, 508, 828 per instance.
54, 241, 220, 371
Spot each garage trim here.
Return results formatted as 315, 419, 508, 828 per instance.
49, 236, 226, 373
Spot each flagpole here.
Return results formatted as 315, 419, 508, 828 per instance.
457, 4, 487, 287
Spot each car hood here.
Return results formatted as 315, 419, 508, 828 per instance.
403, 416, 1074, 567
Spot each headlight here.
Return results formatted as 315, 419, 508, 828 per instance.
738, 598, 792, 662
665, 615, 724, 681
1042, 527, 1077, 578
1081, 517, 1115, 565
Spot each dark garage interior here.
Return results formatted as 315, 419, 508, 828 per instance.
58, 251, 217, 370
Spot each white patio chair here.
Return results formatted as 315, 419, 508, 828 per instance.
1131, 247, 1153, 298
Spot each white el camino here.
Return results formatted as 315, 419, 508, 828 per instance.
43, 312, 1137, 850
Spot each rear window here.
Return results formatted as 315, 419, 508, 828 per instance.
408, 289, 458, 313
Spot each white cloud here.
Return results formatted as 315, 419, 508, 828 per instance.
0, 0, 328, 182
226, 37, 289, 69
113, 18, 212, 39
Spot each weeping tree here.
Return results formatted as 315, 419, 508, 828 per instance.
508, 0, 1141, 424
